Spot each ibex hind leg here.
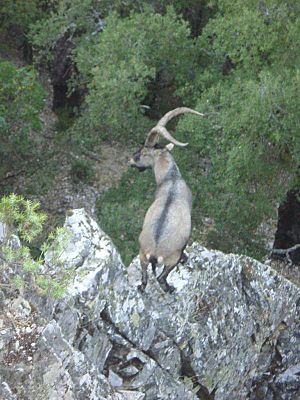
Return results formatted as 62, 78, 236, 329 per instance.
157, 251, 181, 293
148, 255, 158, 276
157, 267, 175, 293
138, 251, 149, 293
179, 243, 188, 264
157, 250, 183, 293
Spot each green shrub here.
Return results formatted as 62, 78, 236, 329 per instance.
29, 2, 206, 150
0, 0, 41, 36
70, 159, 95, 184
75, 6, 196, 143
28, 0, 103, 63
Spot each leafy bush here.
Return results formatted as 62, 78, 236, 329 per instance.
28, 0, 101, 63
30, 3, 198, 146
75, 6, 196, 143
0, 0, 41, 36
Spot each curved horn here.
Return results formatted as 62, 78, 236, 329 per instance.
156, 107, 206, 127
144, 107, 206, 147
151, 126, 188, 147
144, 130, 160, 147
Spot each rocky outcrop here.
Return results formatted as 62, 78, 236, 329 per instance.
1, 209, 300, 399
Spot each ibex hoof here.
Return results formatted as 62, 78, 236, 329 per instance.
138, 283, 146, 293
166, 284, 175, 294
158, 277, 175, 294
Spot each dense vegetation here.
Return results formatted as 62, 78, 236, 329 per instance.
0, 62, 46, 183
1, 0, 299, 264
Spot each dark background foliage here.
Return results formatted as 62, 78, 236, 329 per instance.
1, 0, 299, 264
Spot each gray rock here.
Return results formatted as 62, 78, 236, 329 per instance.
0, 381, 18, 400
0, 221, 6, 244
0, 220, 20, 250
1, 209, 299, 399
108, 369, 123, 387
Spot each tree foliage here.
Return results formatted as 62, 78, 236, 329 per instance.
175, 0, 300, 255
0, 61, 46, 179
0, 0, 40, 35
28, 0, 102, 62
29, 1, 209, 146
75, 5, 195, 142
2, 0, 300, 262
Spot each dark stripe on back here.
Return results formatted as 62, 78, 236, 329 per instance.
156, 163, 181, 192
164, 163, 180, 182
154, 190, 174, 243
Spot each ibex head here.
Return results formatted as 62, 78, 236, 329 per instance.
129, 107, 205, 171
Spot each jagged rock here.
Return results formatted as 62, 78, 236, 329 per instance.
0, 221, 6, 243
0, 221, 21, 305
1, 209, 300, 399
0, 221, 20, 250
0, 381, 18, 400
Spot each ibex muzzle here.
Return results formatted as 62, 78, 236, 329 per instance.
130, 107, 205, 293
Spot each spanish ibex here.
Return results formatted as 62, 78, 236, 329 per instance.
130, 107, 205, 293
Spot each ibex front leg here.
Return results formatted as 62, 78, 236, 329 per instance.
138, 251, 148, 293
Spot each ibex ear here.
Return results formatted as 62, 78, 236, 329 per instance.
165, 143, 174, 151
